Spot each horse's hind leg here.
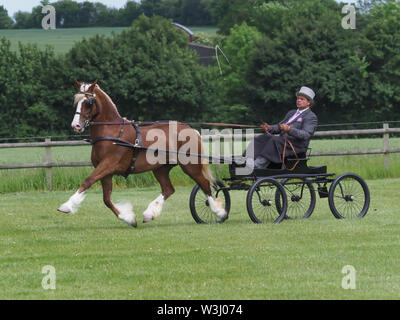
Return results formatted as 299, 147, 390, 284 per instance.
180, 163, 228, 222
143, 165, 175, 223
101, 175, 137, 227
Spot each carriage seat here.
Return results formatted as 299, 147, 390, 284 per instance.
278, 148, 327, 174
229, 148, 327, 177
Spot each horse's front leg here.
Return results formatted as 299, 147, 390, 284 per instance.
57, 161, 115, 214
101, 175, 137, 228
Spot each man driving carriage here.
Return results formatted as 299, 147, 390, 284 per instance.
245, 86, 318, 169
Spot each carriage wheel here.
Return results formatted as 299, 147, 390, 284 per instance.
328, 173, 370, 219
278, 178, 316, 219
246, 177, 287, 224
189, 179, 231, 224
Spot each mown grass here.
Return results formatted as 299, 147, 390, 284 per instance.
0, 26, 218, 54
1, 137, 399, 194
0, 27, 127, 54
0, 178, 399, 299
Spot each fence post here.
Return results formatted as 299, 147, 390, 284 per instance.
45, 137, 53, 190
383, 123, 390, 170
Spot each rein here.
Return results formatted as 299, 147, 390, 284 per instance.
281, 137, 300, 171
76, 90, 259, 176
89, 120, 259, 128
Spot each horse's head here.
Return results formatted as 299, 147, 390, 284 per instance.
71, 79, 98, 133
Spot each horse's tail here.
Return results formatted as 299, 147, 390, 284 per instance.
201, 162, 215, 184
195, 128, 216, 184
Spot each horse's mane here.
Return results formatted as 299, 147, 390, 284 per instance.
73, 93, 86, 108
95, 85, 121, 117
73, 84, 121, 118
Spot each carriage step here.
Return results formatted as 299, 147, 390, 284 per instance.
318, 186, 329, 198
228, 182, 251, 191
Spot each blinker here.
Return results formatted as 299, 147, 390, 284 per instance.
86, 97, 96, 108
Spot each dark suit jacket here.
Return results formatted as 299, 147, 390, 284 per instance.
268, 108, 318, 154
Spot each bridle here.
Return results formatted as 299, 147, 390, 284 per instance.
75, 92, 98, 128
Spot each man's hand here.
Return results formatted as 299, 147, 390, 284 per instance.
261, 123, 270, 133
279, 123, 291, 133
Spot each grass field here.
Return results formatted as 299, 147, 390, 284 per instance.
0, 178, 399, 300
0, 26, 218, 54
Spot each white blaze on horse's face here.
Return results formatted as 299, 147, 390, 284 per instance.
71, 83, 97, 133
71, 98, 86, 133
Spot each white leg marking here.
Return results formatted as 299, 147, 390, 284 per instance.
143, 194, 165, 223
58, 191, 86, 214
116, 202, 137, 227
208, 196, 227, 221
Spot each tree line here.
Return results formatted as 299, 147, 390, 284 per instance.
0, 0, 227, 29
0, 0, 399, 139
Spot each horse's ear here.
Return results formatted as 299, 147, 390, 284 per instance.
88, 79, 98, 93
74, 79, 81, 89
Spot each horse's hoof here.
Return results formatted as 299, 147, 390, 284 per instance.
217, 214, 228, 223
215, 208, 228, 223
57, 205, 71, 214
143, 215, 154, 223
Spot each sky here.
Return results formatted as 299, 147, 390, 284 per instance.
0, 0, 137, 18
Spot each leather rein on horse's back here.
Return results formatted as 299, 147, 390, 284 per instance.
89, 120, 259, 128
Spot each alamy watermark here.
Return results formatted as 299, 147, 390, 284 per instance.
42, 5, 56, 30
139, 123, 255, 176
41, 265, 56, 290
341, 265, 356, 289
341, 4, 356, 29
41, 3, 355, 31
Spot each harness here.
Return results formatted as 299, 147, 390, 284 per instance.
76, 90, 291, 175
77, 92, 144, 177
87, 122, 143, 178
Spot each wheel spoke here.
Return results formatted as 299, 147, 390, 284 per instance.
247, 178, 287, 224
282, 178, 315, 219
329, 174, 370, 219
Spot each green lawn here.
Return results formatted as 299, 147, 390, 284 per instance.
0, 26, 218, 54
0, 27, 127, 54
0, 178, 399, 299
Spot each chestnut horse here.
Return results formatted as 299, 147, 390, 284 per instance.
58, 80, 227, 227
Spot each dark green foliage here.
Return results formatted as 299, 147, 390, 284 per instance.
65, 15, 217, 122
1, 1, 400, 139
12, 0, 215, 29
359, 1, 400, 120
243, 0, 371, 123
0, 5, 13, 29
0, 38, 69, 137
0, 15, 219, 138
220, 0, 394, 125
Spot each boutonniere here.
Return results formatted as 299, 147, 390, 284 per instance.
297, 117, 303, 122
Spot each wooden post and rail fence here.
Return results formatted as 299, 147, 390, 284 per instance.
1, 123, 400, 190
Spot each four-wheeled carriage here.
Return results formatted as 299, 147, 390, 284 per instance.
189, 150, 370, 224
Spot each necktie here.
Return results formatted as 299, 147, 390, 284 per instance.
286, 110, 300, 124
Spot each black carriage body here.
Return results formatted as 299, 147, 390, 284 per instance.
189, 153, 370, 224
